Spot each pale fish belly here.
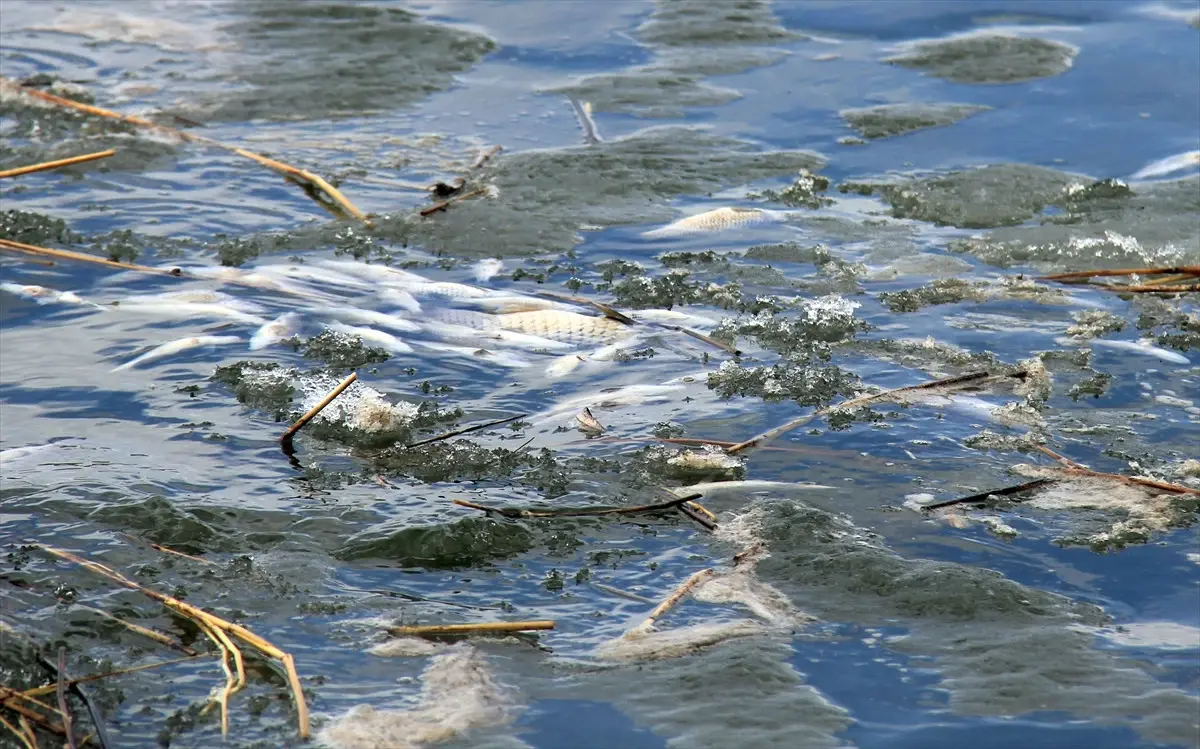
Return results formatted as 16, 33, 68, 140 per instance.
642, 207, 784, 238
494, 310, 632, 345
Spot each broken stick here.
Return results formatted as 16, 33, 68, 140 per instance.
385, 620, 554, 638
280, 372, 357, 455
0, 149, 116, 179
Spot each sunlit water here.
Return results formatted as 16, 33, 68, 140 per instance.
1, 2, 1198, 748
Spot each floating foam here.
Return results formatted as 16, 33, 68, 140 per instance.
595, 620, 768, 662
319, 645, 519, 749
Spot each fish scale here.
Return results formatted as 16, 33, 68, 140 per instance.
426, 308, 631, 345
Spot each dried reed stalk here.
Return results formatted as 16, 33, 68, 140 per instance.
1106, 284, 1199, 293
630, 569, 715, 635
56, 649, 77, 749
420, 187, 488, 216
279, 372, 357, 455
75, 604, 198, 656
0, 687, 65, 736
22, 656, 201, 699
1037, 265, 1200, 281
726, 370, 999, 454
0, 238, 184, 276
1033, 444, 1200, 496
0, 713, 34, 749
36, 545, 310, 739
385, 620, 554, 637
452, 492, 703, 519
1, 77, 369, 225
0, 149, 116, 179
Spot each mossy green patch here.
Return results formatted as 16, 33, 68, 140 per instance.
885, 33, 1078, 84
300, 331, 391, 370
841, 103, 990, 140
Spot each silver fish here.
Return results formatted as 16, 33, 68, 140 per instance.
1090, 338, 1190, 365
642, 207, 784, 238
422, 320, 573, 352
322, 306, 421, 333
112, 334, 242, 372
1, 282, 97, 307
1129, 150, 1200, 180
325, 322, 413, 354
377, 287, 422, 313
120, 289, 265, 314
412, 340, 531, 369
114, 299, 266, 326
495, 310, 632, 345
250, 312, 302, 350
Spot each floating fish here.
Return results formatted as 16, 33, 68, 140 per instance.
114, 297, 267, 326
112, 335, 242, 372
376, 287, 422, 313
546, 353, 586, 378
249, 312, 302, 350
321, 305, 421, 333
458, 295, 562, 314
180, 266, 326, 299
1090, 337, 1191, 365
496, 310, 632, 345
311, 259, 428, 286
258, 263, 373, 292
1129, 150, 1200, 180
0, 282, 98, 307
413, 340, 531, 369
422, 320, 573, 352
669, 480, 834, 496
575, 407, 605, 435
471, 258, 504, 282
325, 323, 413, 354
642, 207, 784, 238
119, 289, 265, 314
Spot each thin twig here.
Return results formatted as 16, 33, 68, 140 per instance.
470, 145, 503, 170
0, 687, 66, 736
1036, 265, 1200, 281
0, 149, 116, 179
1102, 283, 1199, 294
0, 238, 184, 276
56, 649, 78, 749
22, 656, 201, 698
918, 478, 1058, 511
36, 546, 310, 739
661, 325, 742, 356
726, 370, 1001, 455
676, 502, 718, 531
280, 372, 357, 455
75, 604, 199, 655
385, 620, 554, 638
0, 713, 34, 749
1, 78, 370, 225
452, 493, 703, 519
420, 187, 488, 217
1032, 445, 1200, 496
405, 413, 528, 449
630, 569, 715, 635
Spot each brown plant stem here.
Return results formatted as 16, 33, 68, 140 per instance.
0, 149, 116, 179
279, 372, 357, 455
631, 569, 715, 634
385, 621, 554, 637
404, 413, 528, 449
0, 238, 183, 276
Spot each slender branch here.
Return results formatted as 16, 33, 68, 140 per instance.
918, 478, 1058, 511
405, 413, 528, 449
280, 372, 357, 455
726, 370, 1002, 455
452, 492, 703, 519
0, 238, 183, 276
0, 149, 116, 179
420, 187, 488, 217
385, 620, 554, 637
56, 649, 77, 749
1036, 265, 1200, 281
629, 569, 715, 635
75, 605, 198, 655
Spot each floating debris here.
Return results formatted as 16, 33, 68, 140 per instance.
319, 645, 518, 749
112, 335, 242, 372
249, 312, 302, 351
575, 407, 605, 435
0, 282, 97, 306
643, 207, 784, 238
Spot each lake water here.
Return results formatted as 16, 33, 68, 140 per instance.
1, 2, 1198, 748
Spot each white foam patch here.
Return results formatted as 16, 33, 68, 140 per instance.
368, 637, 447, 658
298, 376, 419, 433
1099, 621, 1200, 651
693, 569, 811, 627
319, 645, 519, 749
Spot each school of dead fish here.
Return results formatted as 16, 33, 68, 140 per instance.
3, 148, 1199, 749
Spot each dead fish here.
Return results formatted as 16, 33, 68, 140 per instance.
376, 287, 422, 313
1, 282, 98, 307
112, 334, 242, 372
114, 298, 266, 326
119, 289, 265, 314
413, 340, 531, 369
575, 407, 605, 435
546, 353, 586, 378
642, 207, 784, 238
259, 263, 373, 292
249, 312, 301, 350
325, 322, 413, 354
422, 320, 572, 352
471, 258, 504, 282
496, 310, 632, 345
1090, 337, 1190, 365
180, 266, 325, 299
1129, 150, 1200, 180
459, 295, 563, 314
670, 480, 834, 496
321, 305, 421, 333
